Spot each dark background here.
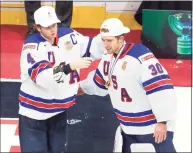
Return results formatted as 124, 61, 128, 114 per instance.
0, 82, 119, 152
142, 9, 192, 60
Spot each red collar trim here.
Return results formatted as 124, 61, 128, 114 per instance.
53, 34, 59, 46
119, 43, 134, 59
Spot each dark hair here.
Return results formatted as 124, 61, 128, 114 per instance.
34, 24, 41, 30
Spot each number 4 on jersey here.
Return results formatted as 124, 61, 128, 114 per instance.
27, 53, 35, 64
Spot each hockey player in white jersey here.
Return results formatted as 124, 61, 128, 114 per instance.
80, 18, 177, 152
18, 6, 105, 152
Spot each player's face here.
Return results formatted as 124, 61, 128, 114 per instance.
101, 36, 124, 54
38, 23, 58, 42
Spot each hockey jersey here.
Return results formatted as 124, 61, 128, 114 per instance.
19, 27, 105, 120
81, 43, 177, 135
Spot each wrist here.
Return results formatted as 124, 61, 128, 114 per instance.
63, 64, 73, 75
69, 63, 75, 70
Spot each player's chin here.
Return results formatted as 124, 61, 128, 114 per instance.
106, 50, 112, 54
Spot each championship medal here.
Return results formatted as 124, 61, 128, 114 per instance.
106, 43, 126, 89
105, 80, 111, 88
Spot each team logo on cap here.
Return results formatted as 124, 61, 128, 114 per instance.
122, 61, 127, 71
48, 12, 52, 18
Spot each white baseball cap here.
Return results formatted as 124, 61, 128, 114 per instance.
34, 6, 61, 27
100, 18, 130, 37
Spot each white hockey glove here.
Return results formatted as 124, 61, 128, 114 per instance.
53, 71, 66, 83
53, 62, 68, 83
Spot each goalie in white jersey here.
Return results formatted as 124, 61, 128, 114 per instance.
80, 18, 177, 152
18, 6, 105, 152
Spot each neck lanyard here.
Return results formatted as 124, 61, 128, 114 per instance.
105, 43, 126, 88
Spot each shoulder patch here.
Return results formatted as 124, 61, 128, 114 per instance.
22, 42, 38, 51
138, 53, 155, 63
23, 44, 37, 51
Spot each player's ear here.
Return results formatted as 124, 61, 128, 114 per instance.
119, 35, 124, 43
34, 24, 41, 32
